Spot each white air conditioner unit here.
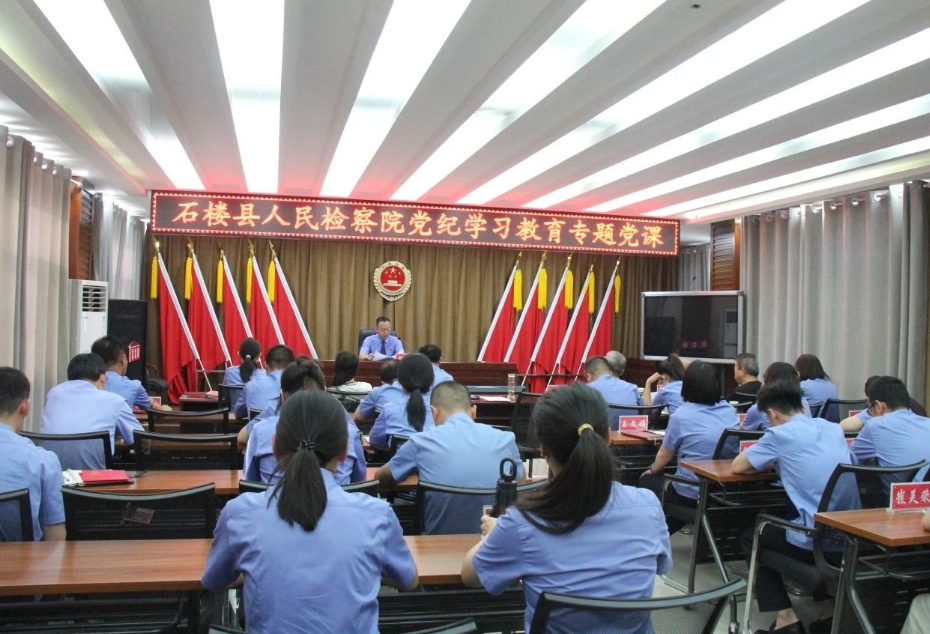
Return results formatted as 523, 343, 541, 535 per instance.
70, 280, 108, 357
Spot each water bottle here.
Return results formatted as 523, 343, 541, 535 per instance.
507, 373, 516, 402
492, 457, 519, 517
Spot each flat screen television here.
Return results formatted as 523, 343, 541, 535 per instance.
641, 291, 744, 364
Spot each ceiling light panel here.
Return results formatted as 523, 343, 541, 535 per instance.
33, 0, 203, 189
211, 0, 285, 194
390, 0, 663, 202
457, 0, 871, 206
573, 29, 930, 212
591, 94, 930, 211
646, 135, 930, 219
321, 0, 471, 198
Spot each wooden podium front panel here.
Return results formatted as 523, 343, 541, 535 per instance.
320, 361, 517, 387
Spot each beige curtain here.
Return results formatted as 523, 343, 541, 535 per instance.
0, 126, 72, 429
93, 197, 145, 299
146, 235, 677, 370
742, 182, 929, 405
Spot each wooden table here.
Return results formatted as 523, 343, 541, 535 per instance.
678, 459, 777, 593
681, 459, 779, 484
608, 430, 652, 446
75, 468, 418, 496
815, 509, 930, 634
0, 533, 480, 595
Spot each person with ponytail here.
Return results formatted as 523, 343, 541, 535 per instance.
368, 352, 435, 448
203, 390, 417, 634
462, 384, 671, 633
222, 338, 265, 415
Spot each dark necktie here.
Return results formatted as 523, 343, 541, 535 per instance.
380, 339, 387, 355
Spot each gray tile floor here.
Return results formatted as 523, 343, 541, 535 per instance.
654, 529, 830, 634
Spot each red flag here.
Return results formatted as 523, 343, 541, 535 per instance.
477, 258, 520, 362
220, 253, 253, 359
186, 252, 230, 390
270, 255, 317, 358
247, 254, 284, 348
505, 258, 547, 379
155, 252, 199, 403
582, 262, 620, 362
550, 269, 595, 387
526, 261, 572, 393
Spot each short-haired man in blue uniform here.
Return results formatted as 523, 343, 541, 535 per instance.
585, 355, 643, 430
91, 336, 171, 411
360, 316, 404, 360
375, 380, 523, 534
42, 353, 143, 469
236, 344, 294, 419
354, 359, 403, 425
733, 380, 856, 634
0, 367, 66, 541
850, 376, 930, 486
419, 344, 454, 388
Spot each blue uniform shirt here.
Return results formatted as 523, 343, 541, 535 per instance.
369, 392, 434, 448
800, 378, 839, 420
237, 369, 282, 418
587, 375, 644, 430
245, 413, 367, 486
472, 482, 671, 634
743, 413, 857, 549
0, 424, 65, 541
202, 471, 417, 634
652, 380, 684, 414
360, 334, 404, 357
104, 370, 151, 409
388, 412, 523, 534
850, 409, 930, 483
662, 401, 739, 499
41, 380, 143, 467
223, 365, 265, 414
431, 364, 454, 389
356, 381, 404, 420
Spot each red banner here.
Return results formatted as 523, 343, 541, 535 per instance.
150, 190, 679, 256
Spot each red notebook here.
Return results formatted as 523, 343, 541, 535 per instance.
80, 470, 133, 485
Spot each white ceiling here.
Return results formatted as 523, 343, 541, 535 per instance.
2, 0, 929, 247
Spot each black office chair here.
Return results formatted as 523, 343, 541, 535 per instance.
327, 387, 364, 413
401, 619, 478, 634
217, 383, 244, 410
390, 433, 411, 456
0, 488, 33, 542
606, 402, 664, 432
144, 407, 232, 434
819, 398, 868, 423
62, 483, 217, 540
730, 400, 755, 413
342, 479, 380, 496
712, 428, 764, 460
806, 401, 825, 419
19, 430, 112, 470
134, 431, 241, 470
743, 461, 928, 632
240, 478, 379, 497
509, 391, 545, 474
238, 479, 269, 494
413, 479, 546, 536
529, 579, 746, 634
